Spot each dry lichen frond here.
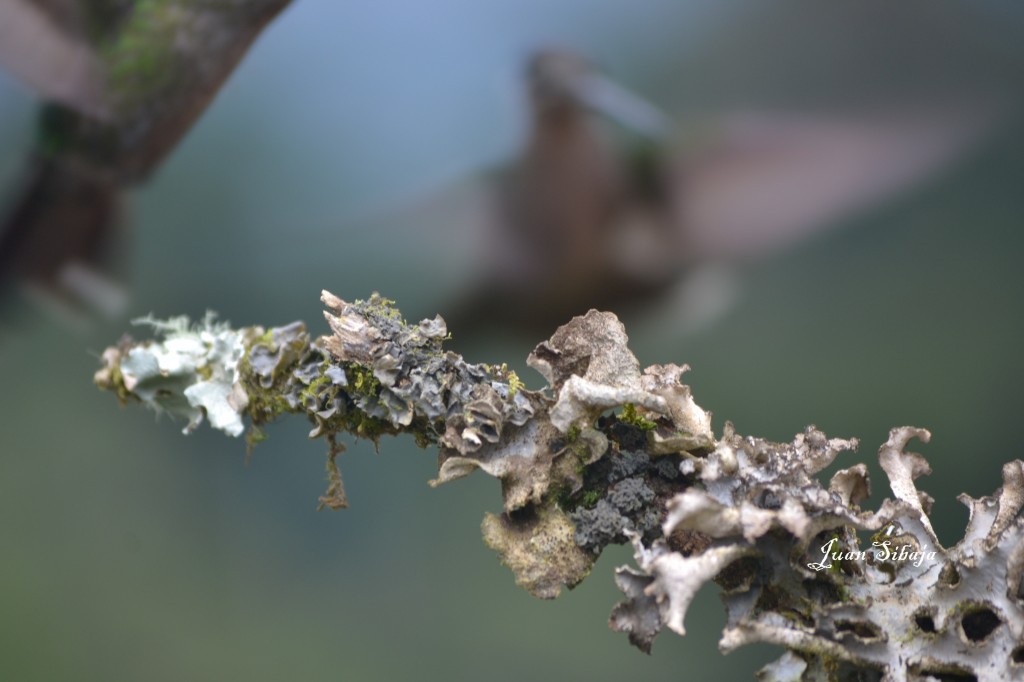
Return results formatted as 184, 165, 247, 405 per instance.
610, 425, 1024, 681
611, 538, 755, 651
96, 294, 1024, 679
528, 311, 713, 448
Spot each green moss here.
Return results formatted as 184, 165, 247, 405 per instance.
358, 293, 404, 324
317, 444, 348, 510
245, 426, 268, 456
237, 343, 296, 426
620, 403, 657, 431
569, 437, 594, 462
550, 483, 571, 510
300, 375, 331, 404
507, 371, 524, 397
412, 428, 434, 449
101, 0, 187, 107
347, 365, 381, 397
341, 409, 392, 442
823, 532, 845, 577
245, 386, 291, 424
489, 363, 525, 397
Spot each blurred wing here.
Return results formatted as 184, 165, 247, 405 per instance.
0, 0, 109, 117
676, 107, 999, 262
629, 263, 742, 340
336, 174, 501, 304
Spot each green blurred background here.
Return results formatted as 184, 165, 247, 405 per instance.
1, 1, 1023, 679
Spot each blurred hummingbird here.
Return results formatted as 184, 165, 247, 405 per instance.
0, 0, 292, 321
404, 49, 1001, 338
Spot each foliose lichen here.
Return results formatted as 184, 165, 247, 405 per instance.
95, 293, 1024, 680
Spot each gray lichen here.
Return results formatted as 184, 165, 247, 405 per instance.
568, 457, 675, 554
613, 425, 1024, 681
95, 293, 1024, 680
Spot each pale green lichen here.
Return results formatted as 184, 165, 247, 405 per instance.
95, 312, 251, 436
481, 505, 593, 599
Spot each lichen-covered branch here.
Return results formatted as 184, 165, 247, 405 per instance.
94, 292, 1024, 681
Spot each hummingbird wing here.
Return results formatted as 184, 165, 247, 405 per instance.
672, 106, 1002, 263
335, 172, 504, 308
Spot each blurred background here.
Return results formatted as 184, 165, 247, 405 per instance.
1, 1, 1023, 679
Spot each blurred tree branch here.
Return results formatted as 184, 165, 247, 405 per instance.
0, 0, 292, 313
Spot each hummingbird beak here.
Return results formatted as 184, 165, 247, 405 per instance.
571, 72, 672, 139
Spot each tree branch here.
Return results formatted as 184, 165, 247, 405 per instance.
94, 291, 1024, 681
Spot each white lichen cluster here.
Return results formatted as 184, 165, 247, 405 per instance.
95, 313, 253, 436
95, 294, 1024, 681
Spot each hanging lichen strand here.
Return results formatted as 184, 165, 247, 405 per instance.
94, 291, 1024, 681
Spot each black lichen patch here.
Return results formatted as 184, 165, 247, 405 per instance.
608, 477, 656, 513
601, 413, 650, 452
570, 500, 630, 552
566, 448, 687, 554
